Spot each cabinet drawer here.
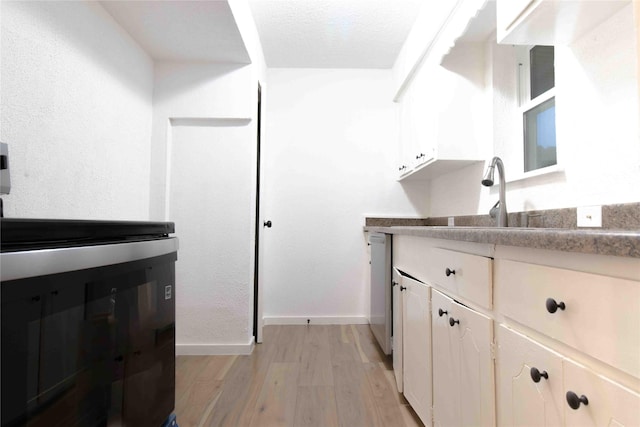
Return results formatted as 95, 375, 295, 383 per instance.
564, 359, 640, 427
495, 259, 640, 378
429, 248, 492, 309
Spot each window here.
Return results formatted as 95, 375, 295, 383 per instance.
518, 45, 556, 173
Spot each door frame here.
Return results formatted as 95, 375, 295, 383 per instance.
253, 82, 264, 343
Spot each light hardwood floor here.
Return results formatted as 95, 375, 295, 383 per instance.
175, 324, 424, 427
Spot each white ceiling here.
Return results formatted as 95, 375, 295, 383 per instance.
101, 0, 423, 68
249, 0, 424, 68
100, 1, 251, 63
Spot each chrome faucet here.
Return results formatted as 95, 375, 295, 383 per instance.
482, 157, 508, 227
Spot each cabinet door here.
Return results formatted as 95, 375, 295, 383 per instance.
452, 297, 495, 427
563, 359, 640, 427
496, 325, 563, 427
432, 289, 495, 427
392, 268, 403, 393
403, 276, 432, 425
432, 290, 459, 427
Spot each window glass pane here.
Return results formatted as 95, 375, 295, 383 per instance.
524, 97, 556, 172
530, 46, 554, 99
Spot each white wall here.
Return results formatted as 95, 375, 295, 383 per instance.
150, 0, 268, 354
262, 68, 428, 323
0, 1, 153, 219
151, 62, 258, 354
429, 4, 640, 217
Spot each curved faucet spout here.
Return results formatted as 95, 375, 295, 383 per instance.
481, 157, 508, 227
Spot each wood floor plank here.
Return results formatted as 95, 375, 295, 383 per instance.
202, 355, 256, 426
248, 362, 301, 427
399, 404, 425, 427
272, 325, 305, 362
328, 325, 360, 362
176, 378, 224, 427
176, 356, 212, 409
293, 386, 340, 427
332, 360, 382, 427
352, 324, 387, 363
174, 325, 419, 427
363, 362, 407, 427
299, 326, 334, 386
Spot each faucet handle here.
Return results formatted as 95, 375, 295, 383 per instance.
489, 200, 500, 219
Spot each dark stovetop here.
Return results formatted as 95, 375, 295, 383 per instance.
1, 218, 175, 252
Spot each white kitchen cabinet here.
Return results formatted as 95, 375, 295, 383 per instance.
402, 275, 432, 426
392, 268, 403, 393
496, 0, 630, 45
495, 258, 640, 379
431, 289, 495, 427
389, 233, 640, 427
394, 0, 490, 182
496, 325, 564, 426
396, 49, 486, 181
428, 247, 493, 309
496, 324, 640, 427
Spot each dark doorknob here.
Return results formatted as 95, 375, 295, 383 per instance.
566, 391, 588, 410
449, 317, 459, 327
263, 220, 272, 228
438, 308, 448, 317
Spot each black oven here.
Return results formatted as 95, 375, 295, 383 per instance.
1, 219, 178, 427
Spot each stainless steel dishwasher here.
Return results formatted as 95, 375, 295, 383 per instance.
368, 232, 391, 355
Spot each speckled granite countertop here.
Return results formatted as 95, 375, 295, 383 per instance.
364, 226, 640, 258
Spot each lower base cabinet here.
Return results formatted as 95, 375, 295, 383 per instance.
497, 325, 640, 427
431, 289, 495, 427
496, 325, 565, 426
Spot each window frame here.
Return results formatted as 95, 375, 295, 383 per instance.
511, 44, 561, 182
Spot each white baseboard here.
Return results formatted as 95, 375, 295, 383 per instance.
176, 339, 255, 356
263, 316, 369, 326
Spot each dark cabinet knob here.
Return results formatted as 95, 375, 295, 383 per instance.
398, 165, 407, 172
392, 281, 398, 287
438, 308, 448, 317
415, 153, 425, 160
546, 298, 566, 313
263, 220, 272, 228
114, 355, 124, 362
449, 317, 459, 327
530, 367, 549, 383
566, 391, 588, 410
31, 296, 41, 302
445, 268, 455, 277
400, 286, 406, 291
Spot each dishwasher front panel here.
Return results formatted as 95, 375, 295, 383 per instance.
369, 232, 391, 355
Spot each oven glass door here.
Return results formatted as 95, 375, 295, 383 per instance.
1, 252, 176, 427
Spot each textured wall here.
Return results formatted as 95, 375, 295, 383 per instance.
262, 68, 428, 323
0, 1, 153, 219
152, 62, 258, 353
429, 4, 639, 217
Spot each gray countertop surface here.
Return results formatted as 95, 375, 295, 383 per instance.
364, 225, 640, 258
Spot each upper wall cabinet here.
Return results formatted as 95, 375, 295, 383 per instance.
497, 0, 631, 45
395, 0, 495, 181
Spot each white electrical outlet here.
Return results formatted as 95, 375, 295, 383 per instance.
448, 217, 455, 226
577, 205, 602, 227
